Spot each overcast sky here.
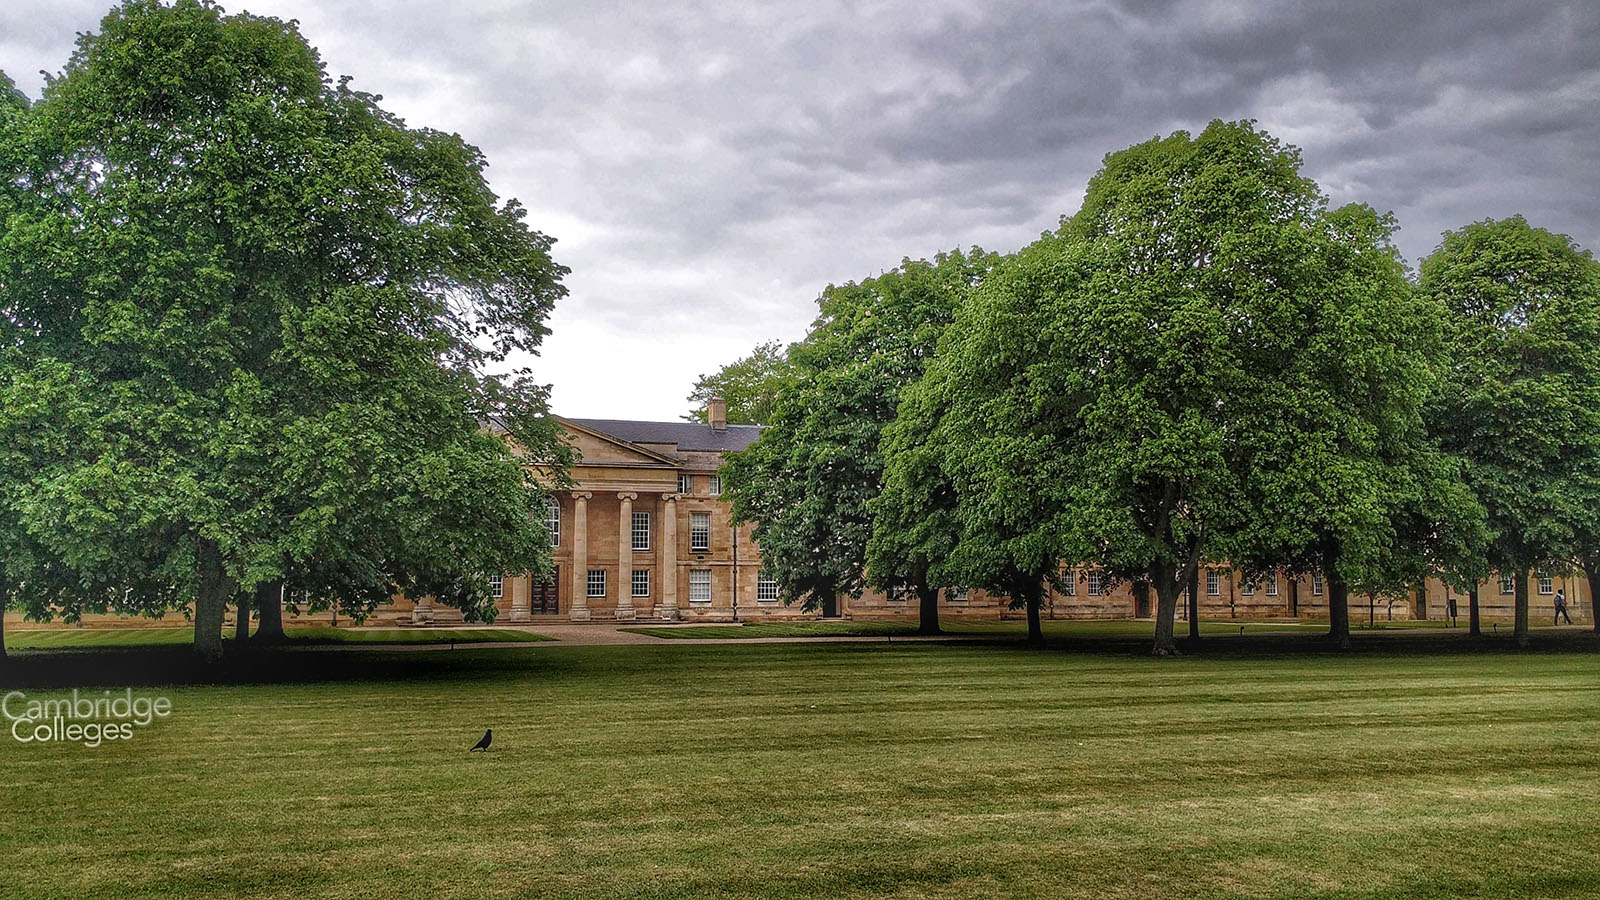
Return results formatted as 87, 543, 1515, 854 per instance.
5, 1, 1598, 420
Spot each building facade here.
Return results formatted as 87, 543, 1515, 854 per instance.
11, 402, 1590, 631
395, 403, 1593, 627
394, 401, 794, 624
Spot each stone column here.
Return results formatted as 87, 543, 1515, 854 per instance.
509, 573, 531, 623
411, 593, 434, 625
615, 492, 638, 621
659, 493, 680, 620
569, 491, 592, 621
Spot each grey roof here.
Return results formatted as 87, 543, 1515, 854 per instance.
567, 418, 762, 453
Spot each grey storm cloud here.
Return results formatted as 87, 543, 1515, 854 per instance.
3, 0, 1598, 417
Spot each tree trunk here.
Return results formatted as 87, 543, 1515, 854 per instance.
1327, 575, 1351, 650
1581, 563, 1600, 634
1514, 568, 1529, 648
194, 537, 233, 663
254, 579, 286, 644
1024, 586, 1043, 647
1187, 568, 1201, 642
234, 591, 250, 643
0, 565, 8, 661
1152, 572, 1181, 656
1468, 586, 1481, 636
915, 578, 941, 636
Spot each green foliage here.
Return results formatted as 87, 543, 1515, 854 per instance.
911, 121, 1468, 653
685, 340, 795, 425
884, 235, 1082, 635
0, 1, 570, 657
724, 250, 997, 613
1422, 216, 1600, 639
1219, 202, 1485, 616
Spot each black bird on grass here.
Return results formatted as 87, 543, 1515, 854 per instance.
470, 728, 492, 752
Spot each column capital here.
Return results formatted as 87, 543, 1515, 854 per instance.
662, 493, 680, 503
617, 492, 638, 502
571, 491, 593, 501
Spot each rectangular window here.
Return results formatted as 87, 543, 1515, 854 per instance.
1241, 581, 1255, 598
679, 474, 693, 494
1538, 574, 1553, 595
489, 575, 504, 599
1265, 578, 1278, 597
1062, 569, 1076, 596
757, 572, 779, 602
586, 569, 606, 599
1087, 571, 1104, 596
1500, 574, 1514, 595
689, 569, 711, 602
947, 587, 968, 604
1207, 570, 1221, 597
546, 499, 561, 548
632, 569, 650, 599
632, 511, 651, 551
708, 475, 722, 495
690, 513, 710, 552
887, 585, 907, 603
1312, 573, 1324, 597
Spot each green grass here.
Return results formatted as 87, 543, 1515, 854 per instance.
1, 641, 1596, 899
4, 625, 550, 650
625, 617, 1397, 640
622, 620, 927, 639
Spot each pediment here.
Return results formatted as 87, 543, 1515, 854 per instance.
558, 418, 679, 468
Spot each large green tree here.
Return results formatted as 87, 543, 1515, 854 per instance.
0, 1, 569, 660
724, 251, 995, 629
1423, 216, 1600, 646
1219, 202, 1483, 649
918, 121, 1461, 655
888, 238, 1083, 646
685, 340, 795, 425
0, 72, 31, 659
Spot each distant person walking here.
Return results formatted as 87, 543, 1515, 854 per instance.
1554, 588, 1573, 625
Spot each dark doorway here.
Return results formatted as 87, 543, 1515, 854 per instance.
1133, 581, 1152, 618
821, 595, 839, 617
531, 569, 559, 614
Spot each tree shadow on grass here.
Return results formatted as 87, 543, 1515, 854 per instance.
1, 629, 1594, 689
1040, 628, 1600, 660
0, 644, 563, 690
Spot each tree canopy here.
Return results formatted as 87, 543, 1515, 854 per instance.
905, 121, 1467, 653
0, 0, 570, 659
685, 340, 795, 425
724, 250, 996, 628
1422, 216, 1600, 644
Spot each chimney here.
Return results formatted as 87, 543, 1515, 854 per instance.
708, 396, 727, 431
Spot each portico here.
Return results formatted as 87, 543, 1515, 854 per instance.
472, 412, 777, 624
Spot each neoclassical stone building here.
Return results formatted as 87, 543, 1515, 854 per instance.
6, 400, 1590, 632
391, 399, 1592, 627
397, 399, 786, 624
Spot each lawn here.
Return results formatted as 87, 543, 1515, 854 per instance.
2, 641, 1597, 899
623, 617, 1444, 640
3, 625, 550, 650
